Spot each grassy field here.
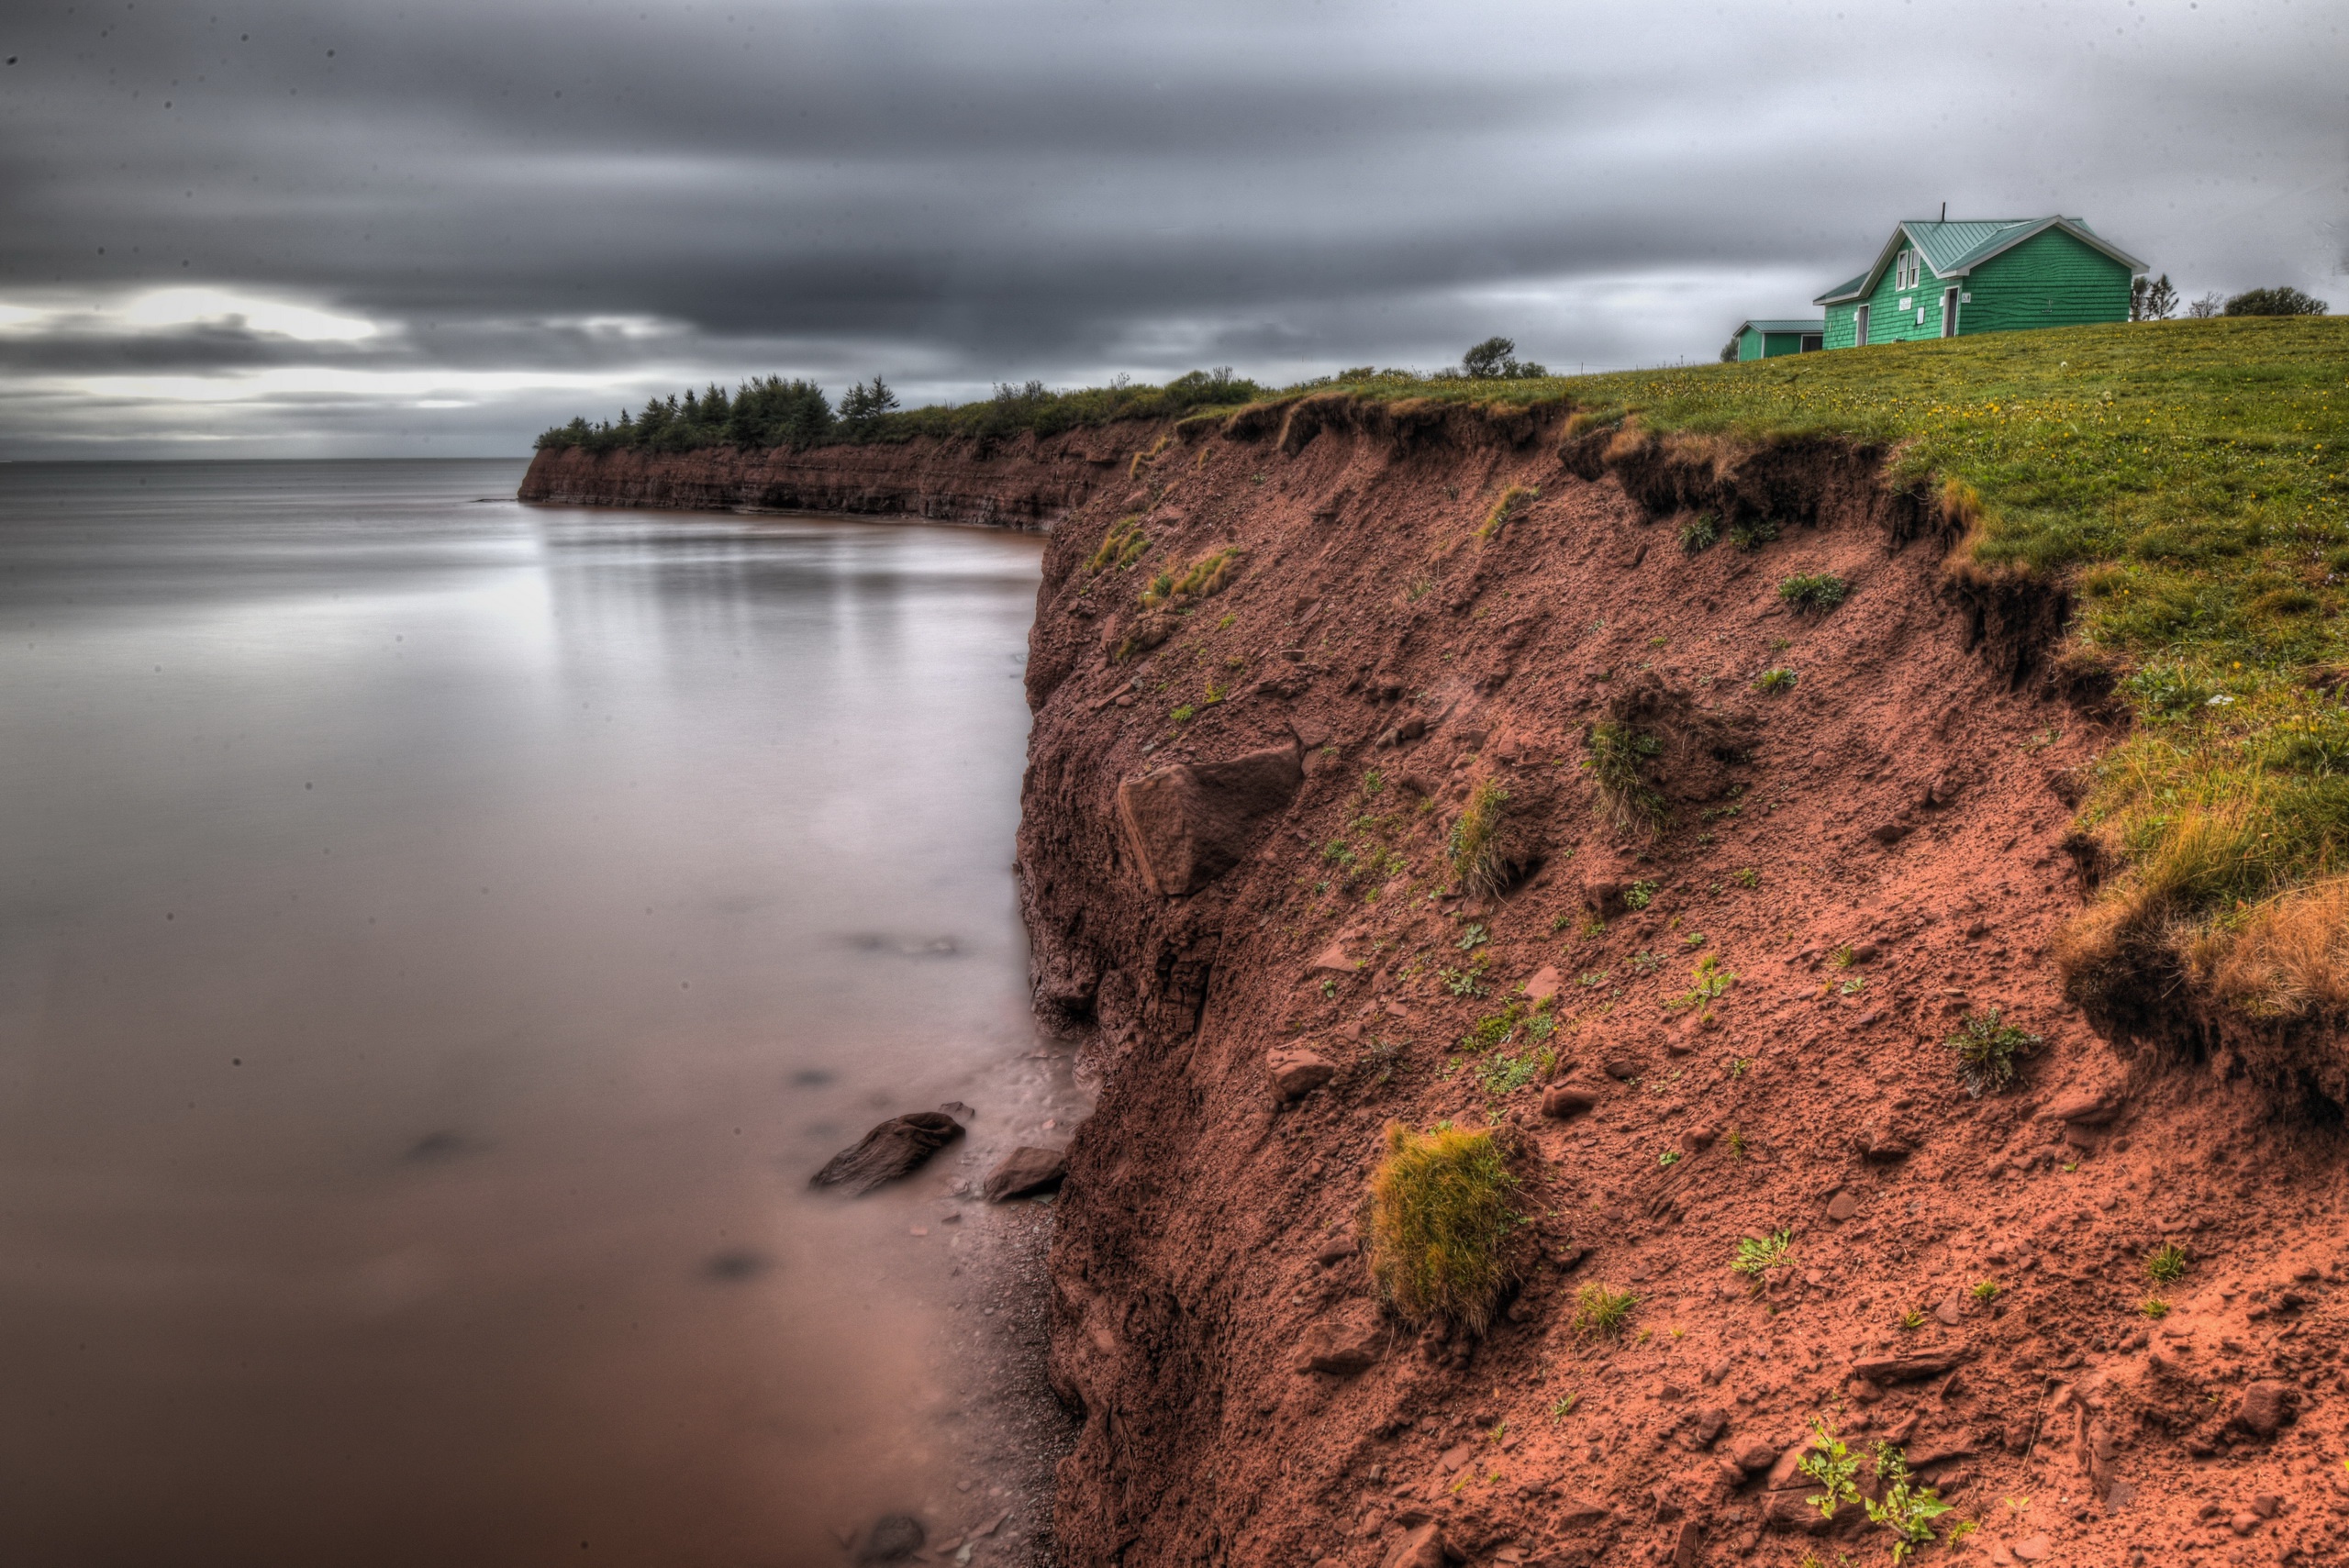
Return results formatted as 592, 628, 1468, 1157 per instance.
1317, 320, 2349, 1017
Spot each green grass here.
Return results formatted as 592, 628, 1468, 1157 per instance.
1448, 779, 1510, 895
1571, 1282, 1638, 1341
1946, 1006, 2040, 1097
1477, 484, 1539, 540
1366, 1122, 1520, 1331
2144, 1241, 2190, 1284
1731, 1227, 1794, 1280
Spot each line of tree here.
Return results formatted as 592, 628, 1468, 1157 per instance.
536, 366, 1266, 452
532, 337, 1564, 454
2136, 276, 2330, 320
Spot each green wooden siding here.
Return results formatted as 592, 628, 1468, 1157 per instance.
1824, 302, 1859, 350
1850, 248, 1954, 346
1956, 228, 2133, 336
1737, 328, 1811, 361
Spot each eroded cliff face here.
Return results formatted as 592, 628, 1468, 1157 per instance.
518, 424, 1158, 529
1014, 401, 2349, 1568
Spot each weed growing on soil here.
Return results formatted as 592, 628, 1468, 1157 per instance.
1865, 1444, 1967, 1562
1732, 866, 1761, 888
1460, 997, 1553, 1052
2145, 1242, 2190, 1284
1477, 484, 1538, 541
1778, 572, 1851, 613
2140, 1296, 2173, 1319
1678, 515, 1719, 553
1548, 1394, 1578, 1421
1727, 519, 1780, 551
1946, 1006, 2041, 1096
1731, 1228, 1794, 1283
1669, 953, 1737, 1010
1585, 721, 1668, 831
1753, 666, 1799, 695
1623, 880, 1658, 910
1971, 1279, 2003, 1304
1571, 1284, 1637, 1341
1656, 1149, 1681, 1167
1367, 1123, 1520, 1332
1139, 547, 1242, 610
1798, 1419, 1861, 1521
1898, 1307, 1926, 1330
1086, 515, 1151, 574
1457, 923, 1489, 950
1449, 780, 1512, 896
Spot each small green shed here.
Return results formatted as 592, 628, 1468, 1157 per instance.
1732, 319, 1825, 361
1814, 217, 2145, 349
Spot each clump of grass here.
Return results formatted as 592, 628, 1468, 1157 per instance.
1970, 1279, 2002, 1304
1623, 879, 1658, 910
1727, 519, 1780, 551
1777, 573, 1850, 613
2140, 1296, 2173, 1319
1754, 666, 1798, 695
1085, 514, 1149, 573
1477, 484, 1538, 541
1731, 866, 1761, 888
1731, 1227, 1793, 1282
2144, 1241, 2189, 1284
1678, 515, 1719, 553
1140, 547, 1242, 609
1366, 1122, 1520, 1332
1448, 780, 1511, 896
1571, 1283, 1637, 1341
1946, 1006, 2041, 1096
1585, 720, 1667, 831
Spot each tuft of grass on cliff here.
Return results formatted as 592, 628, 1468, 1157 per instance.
1366, 1121, 1519, 1334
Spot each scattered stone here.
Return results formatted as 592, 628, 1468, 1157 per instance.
1932, 1296, 1963, 1328
1437, 1443, 1474, 1474
1850, 1351, 1964, 1384
1523, 963, 1562, 1000
939, 1100, 974, 1118
1313, 1230, 1358, 1267
811, 1112, 965, 1195
1116, 740, 1305, 895
1600, 1056, 1642, 1081
1867, 822, 1911, 845
2011, 1534, 2053, 1562
1731, 1440, 1779, 1474
1540, 1084, 1596, 1118
1824, 1189, 1859, 1223
1765, 1442, 1811, 1489
1859, 1125, 1911, 1162
982, 1144, 1067, 1203
2235, 1379, 2294, 1437
1687, 1406, 1730, 1446
2230, 1511, 2260, 1537
1702, 1357, 1733, 1386
1667, 1520, 1700, 1568
1308, 943, 1357, 976
2251, 1493, 2282, 1518
1553, 1496, 1611, 1527
1293, 1309, 1385, 1376
1268, 1048, 1338, 1100
2044, 1086, 2124, 1125
857, 1514, 926, 1562
1380, 1520, 1450, 1568
1676, 1125, 1719, 1156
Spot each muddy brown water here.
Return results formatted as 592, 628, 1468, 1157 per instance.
0, 461, 1085, 1567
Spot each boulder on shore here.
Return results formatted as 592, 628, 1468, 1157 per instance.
984, 1144, 1068, 1202
811, 1112, 964, 1195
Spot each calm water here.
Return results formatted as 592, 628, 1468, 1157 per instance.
0, 462, 1080, 1566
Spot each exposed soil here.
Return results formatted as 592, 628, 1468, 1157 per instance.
1014, 401, 2349, 1568
529, 401, 2349, 1567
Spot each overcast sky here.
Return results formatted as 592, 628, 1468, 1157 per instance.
0, 0, 2342, 458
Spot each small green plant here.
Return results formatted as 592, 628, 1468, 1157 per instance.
1837, 976, 1867, 997
1366, 1122, 1520, 1331
1449, 780, 1512, 896
1549, 1393, 1578, 1421
1628, 949, 1662, 973
1171, 704, 1197, 723
1657, 1149, 1682, 1168
2144, 1241, 2189, 1284
1456, 923, 1489, 951
1754, 666, 1799, 695
1725, 1126, 1748, 1157
1623, 879, 1658, 910
1669, 953, 1737, 1011
1947, 1007, 2042, 1097
1441, 962, 1490, 998
1798, 1419, 1861, 1521
1778, 573, 1850, 613
1727, 518, 1780, 551
1731, 866, 1761, 888
2140, 1296, 2172, 1319
1898, 1307, 1926, 1331
1678, 515, 1719, 553
1576, 913, 1606, 939
1830, 944, 1856, 968
1585, 720, 1667, 831
1571, 1283, 1638, 1341
1865, 1443, 1964, 1562
1728, 1058, 1750, 1079
1970, 1279, 2002, 1304
1319, 977, 1338, 999
1086, 514, 1150, 573
1731, 1228, 1793, 1281
1360, 768, 1386, 796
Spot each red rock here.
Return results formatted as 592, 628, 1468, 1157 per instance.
1765, 1441, 1811, 1489
1268, 1048, 1337, 1100
2230, 1511, 2260, 1536
1667, 1518, 1700, 1568
1850, 1351, 1963, 1383
1824, 1189, 1859, 1223
1522, 963, 1562, 1000
1731, 1439, 1778, 1473
1116, 741, 1305, 895
1540, 1084, 1596, 1118
811, 1111, 966, 1195
1308, 942, 1356, 975
2235, 1379, 2294, 1437
2044, 1086, 2123, 1125
1379, 1520, 1452, 1568
982, 1144, 1067, 1202
2251, 1492, 2281, 1518
1552, 1495, 1611, 1527
1312, 1230, 1357, 1266
1292, 1310, 1384, 1376
2011, 1534, 2053, 1561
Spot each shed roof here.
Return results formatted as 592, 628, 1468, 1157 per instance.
1813, 217, 2147, 305
1738, 318, 1826, 335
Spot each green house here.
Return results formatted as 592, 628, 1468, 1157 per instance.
1732, 319, 1825, 360
1813, 217, 2146, 349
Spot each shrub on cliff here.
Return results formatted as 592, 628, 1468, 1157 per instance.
2223, 286, 2328, 317
1366, 1122, 1519, 1332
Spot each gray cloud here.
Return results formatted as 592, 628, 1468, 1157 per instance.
1, 0, 2342, 456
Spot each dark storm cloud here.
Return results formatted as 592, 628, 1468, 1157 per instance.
0, 0, 2341, 456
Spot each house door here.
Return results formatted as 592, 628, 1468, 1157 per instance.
1854, 305, 1870, 346
1941, 288, 1959, 338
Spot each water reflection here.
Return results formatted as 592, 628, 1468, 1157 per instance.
0, 462, 1081, 1567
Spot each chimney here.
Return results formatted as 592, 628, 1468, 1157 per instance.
1940, 201, 1948, 221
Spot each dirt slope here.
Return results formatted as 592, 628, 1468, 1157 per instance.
1015, 400, 2349, 1567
